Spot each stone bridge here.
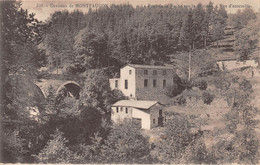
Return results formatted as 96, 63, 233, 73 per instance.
35, 74, 85, 99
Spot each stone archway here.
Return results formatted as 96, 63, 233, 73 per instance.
56, 81, 81, 99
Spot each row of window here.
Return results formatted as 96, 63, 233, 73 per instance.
144, 79, 166, 88
123, 79, 167, 89
128, 69, 167, 75
116, 107, 128, 114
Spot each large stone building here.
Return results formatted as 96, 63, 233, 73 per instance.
111, 100, 164, 130
109, 64, 175, 101
109, 64, 176, 129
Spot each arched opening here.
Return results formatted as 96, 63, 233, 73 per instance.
56, 81, 81, 99
35, 84, 47, 99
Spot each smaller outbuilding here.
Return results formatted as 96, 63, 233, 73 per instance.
111, 100, 164, 130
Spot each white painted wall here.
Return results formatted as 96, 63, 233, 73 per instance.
120, 66, 136, 98
111, 106, 132, 122
109, 78, 120, 90
132, 108, 151, 130
111, 106, 151, 130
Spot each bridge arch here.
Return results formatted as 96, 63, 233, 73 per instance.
35, 84, 47, 98
56, 81, 81, 99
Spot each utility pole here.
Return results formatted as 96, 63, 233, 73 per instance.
188, 45, 191, 81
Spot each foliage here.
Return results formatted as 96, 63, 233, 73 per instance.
74, 28, 109, 70
80, 69, 125, 115
202, 91, 214, 105
172, 95, 187, 105
39, 10, 84, 70
152, 114, 208, 163
210, 76, 259, 164
2, 130, 28, 163
229, 8, 256, 30
234, 15, 260, 60
75, 119, 151, 163
193, 80, 207, 90
35, 130, 74, 163
1, 1, 46, 162
101, 119, 151, 163
40, 2, 228, 74
44, 86, 104, 146
209, 5, 227, 49
165, 83, 183, 98
172, 50, 217, 80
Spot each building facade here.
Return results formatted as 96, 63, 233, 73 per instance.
109, 64, 175, 100
111, 100, 164, 130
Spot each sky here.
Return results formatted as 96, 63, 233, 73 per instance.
21, 0, 260, 21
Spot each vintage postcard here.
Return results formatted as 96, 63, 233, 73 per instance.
0, 0, 259, 164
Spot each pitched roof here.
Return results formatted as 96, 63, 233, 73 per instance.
112, 100, 159, 109
124, 64, 173, 70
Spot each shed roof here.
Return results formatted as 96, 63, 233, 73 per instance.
123, 64, 173, 70
112, 100, 159, 109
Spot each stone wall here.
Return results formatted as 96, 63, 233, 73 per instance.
135, 68, 174, 103
149, 103, 165, 128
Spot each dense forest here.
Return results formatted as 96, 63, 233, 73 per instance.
1, 0, 259, 163
42, 3, 229, 73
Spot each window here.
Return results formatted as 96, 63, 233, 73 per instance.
120, 107, 123, 112
116, 107, 119, 113
125, 80, 128, 89
144, 79, 148, 87
144, 70, 148, 75
115, 80, 118, 88
163, 70, 167, 75
163, 80, 166, 88
126, 108, 128, 114
153, 70, 157, 75
129, 70, 132, 75
153, 79, 156, 87
159, 109, 162, 116
153, 119, 155, 124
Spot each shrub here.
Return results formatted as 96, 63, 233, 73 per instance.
173, 95, 186, 105
152, 114, 208, 163
202, 92, 214, 105
101, 119, 151, 163
194, 80, 207, 90
35, 130, 74, 163
165, 84, 183, 98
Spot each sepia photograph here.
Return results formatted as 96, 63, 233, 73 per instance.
0, 0, 259, 164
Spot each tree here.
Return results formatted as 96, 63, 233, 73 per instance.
229, 8, 256, 30
79, 69, 125, 116
2, 130, 28, 163
234, 15, 260, 60
209, 5, 227, 50
192, 3, 205, 49
1, 1, 46, 162
101, 119, 151, 163
152, 114, 207, 163
35, 130, 74, 163
74, 28, 109, 70
211, 77, 259, 164
40, 10, 85, 72
179, 11, 195, 50
201, 2, 214, 48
